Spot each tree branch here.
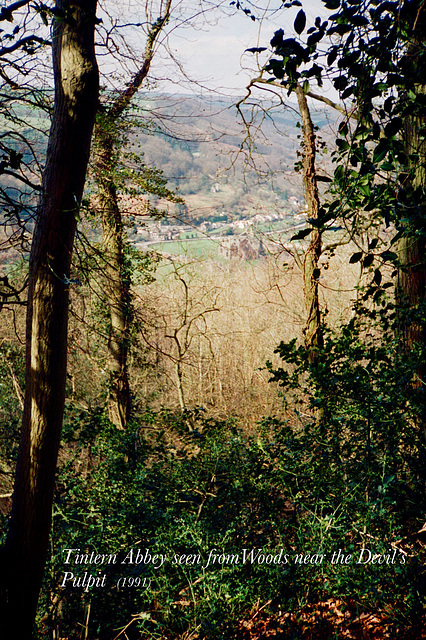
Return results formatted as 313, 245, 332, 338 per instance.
246, 74, 358, 120
106, 0, 173, 121
306, 90, 358, 120
0, 168, 42, 190
0, 35, 50, 57
0, 0, 31, 22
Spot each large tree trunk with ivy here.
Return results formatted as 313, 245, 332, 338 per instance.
0, 1, 99, 636
295, 84, 323, 360
397, 83, 426, 352
397, 82, 426, 436
95, 143, 132, 429
94, 0, 172, 429
396, 7, 426, 401
394, 8, 426, 436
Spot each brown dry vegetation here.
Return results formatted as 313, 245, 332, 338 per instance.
59, 239, 361, 429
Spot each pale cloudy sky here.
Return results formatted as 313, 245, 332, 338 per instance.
169, 0, 325, 95
122, 0, 328, 97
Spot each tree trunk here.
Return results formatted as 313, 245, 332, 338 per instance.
175, 359, 186, 410
396, 83, 426, 439
295, 84, 323, 360
94, 0, 172, 428
395, 10, 426, 435
97, 163, 132, 429
397, 82, 426, 352
1, 2, 99, 636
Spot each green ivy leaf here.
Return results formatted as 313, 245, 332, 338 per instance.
363, 254, 374, 268
380, 250, 398, 262
294, 9, 306, 34
373, 144, 388, 164
245, 47, 267, 53
327, 47, 338, 66
291, 228, 311, 241
373, 269, 382, 285
323, 0, 340, 9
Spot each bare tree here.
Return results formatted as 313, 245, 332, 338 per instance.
138, 257, 221, 411
0, 1, 51, 309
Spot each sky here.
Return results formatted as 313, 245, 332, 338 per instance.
102, 0, 328, 99
160, 0, 326, 96
1, 0, 328, 101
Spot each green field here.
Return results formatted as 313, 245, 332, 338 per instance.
150, 237, 222, 259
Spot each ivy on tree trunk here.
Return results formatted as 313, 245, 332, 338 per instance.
93, 0, 172, 429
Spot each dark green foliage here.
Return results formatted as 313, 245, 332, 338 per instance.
267, 317, 426, 523
46, 410, 295, 638
264, 314, 426, 623
1, 305, 424, 638
34, 348, 425, 639
266, 0, 426, 288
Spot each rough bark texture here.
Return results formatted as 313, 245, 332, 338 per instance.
397, 82, 426, 352
96, 154, 132, 429
295, 84, 323, 360
394, 7, 426, 435
0, 1, 99, 636
94, 0, 172, 428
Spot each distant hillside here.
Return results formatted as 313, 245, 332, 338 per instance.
1, 91, 336, 245
124, 93, 335, 225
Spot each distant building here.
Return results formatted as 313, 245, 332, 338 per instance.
218, 236, 265, 261
289, 196, 302, 208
